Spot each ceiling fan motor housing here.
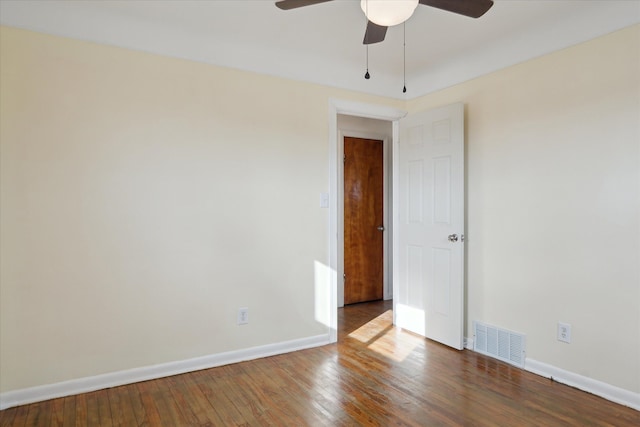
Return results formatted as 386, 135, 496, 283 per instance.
360, 0, 420, 27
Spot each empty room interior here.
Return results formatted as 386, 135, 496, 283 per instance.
0, 0, 639, 425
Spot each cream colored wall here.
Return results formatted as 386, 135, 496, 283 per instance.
0, 26, 403, 393
337, 115, 392, 137
2, 22, 638, 398
409, 25, 640, 393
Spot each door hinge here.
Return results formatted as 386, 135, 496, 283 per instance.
343, 155, 346, 163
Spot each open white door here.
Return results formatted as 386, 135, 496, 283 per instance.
394, 103, 465, 350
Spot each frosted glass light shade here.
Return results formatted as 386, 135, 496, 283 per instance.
360, 0, 419, 27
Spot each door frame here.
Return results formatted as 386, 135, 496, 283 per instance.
328, 99, 407, 342
339, 132, 389, 307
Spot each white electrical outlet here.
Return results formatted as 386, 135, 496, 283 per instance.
557, 322, 571, 343
237, 307, 249, 325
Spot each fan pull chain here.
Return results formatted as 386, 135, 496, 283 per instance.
365, 45, 370, 79
364, 0, 370, 80
403, 22, 407, 93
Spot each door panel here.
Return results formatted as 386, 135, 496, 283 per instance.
344, 137, 384, 305
395, 103, 464, 349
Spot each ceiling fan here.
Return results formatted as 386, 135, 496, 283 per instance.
275, 0, 494, 44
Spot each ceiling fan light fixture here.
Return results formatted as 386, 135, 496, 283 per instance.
360, 0, 419, 27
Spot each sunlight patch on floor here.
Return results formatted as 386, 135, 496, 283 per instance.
348, 310, 393, 342
348, 310, 421, 362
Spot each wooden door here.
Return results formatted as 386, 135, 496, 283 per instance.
395, 103, 465, 349
344, 136, 384, 305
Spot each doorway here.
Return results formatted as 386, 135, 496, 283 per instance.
329, 99, 465, 350
328, 100, 407, 343
336, 113, 394, 309
343, 136, 384, 304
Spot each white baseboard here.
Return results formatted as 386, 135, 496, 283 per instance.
525, 358, 640, 411
0, 333, 331, 411
463, 337, 474, 350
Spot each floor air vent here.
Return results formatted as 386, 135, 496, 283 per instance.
473, 321, 526, 368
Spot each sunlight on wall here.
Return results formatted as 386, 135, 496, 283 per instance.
314, 260, 332, 328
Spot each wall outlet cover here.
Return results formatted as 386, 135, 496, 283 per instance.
238, 307, 249, 325
557, 322, 571, 343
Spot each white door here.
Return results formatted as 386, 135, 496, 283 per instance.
394, 103, 465, 350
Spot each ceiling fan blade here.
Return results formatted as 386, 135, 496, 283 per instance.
363, 20, 388, 45
419, 0, 494, 18
275, 0, 333, 10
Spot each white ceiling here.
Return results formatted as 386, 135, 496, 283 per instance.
1, 0, 639, 99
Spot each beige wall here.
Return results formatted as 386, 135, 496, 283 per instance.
409, 25, 640, 393
1, 23, 639, 398
0, 26, 402, 392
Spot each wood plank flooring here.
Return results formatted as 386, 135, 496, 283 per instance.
1, 300, 638, 426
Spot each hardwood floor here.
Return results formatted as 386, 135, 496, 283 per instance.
1, 300, 638, 426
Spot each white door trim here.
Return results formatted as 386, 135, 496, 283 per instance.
328, 99, 407, 342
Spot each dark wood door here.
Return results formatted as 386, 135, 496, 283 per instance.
344, 136, 384, 305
